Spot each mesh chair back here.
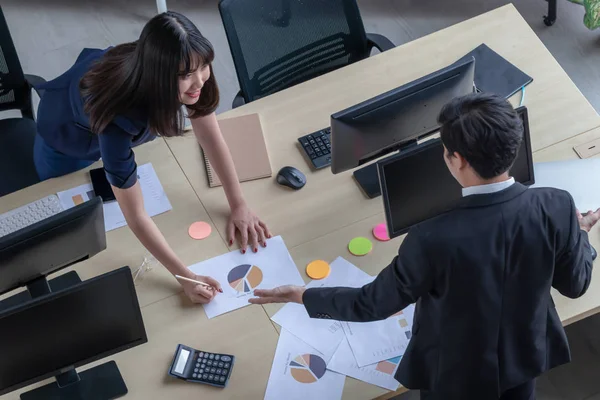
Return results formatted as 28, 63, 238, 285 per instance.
219, 0, 369, 102
0, 6, 27, 113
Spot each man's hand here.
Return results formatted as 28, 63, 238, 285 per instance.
181, 274, 222, 304
577, 208, 600, 232
248, 285, 306, 305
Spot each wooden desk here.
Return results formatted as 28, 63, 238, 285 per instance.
166, 3, 600, 252
0, 138, 228, 308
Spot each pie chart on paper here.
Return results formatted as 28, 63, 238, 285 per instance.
227, 264, 263, 293
289, 354, 326, 383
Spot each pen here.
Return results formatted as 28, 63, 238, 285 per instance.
175, 275, 220, 292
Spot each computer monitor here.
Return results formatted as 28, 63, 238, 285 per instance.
0, 196, 105, 300
378, 106, 534, 239
330, 57, 476, 176
0, 267, 147, 400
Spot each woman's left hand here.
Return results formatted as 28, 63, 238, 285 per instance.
227, 203, 272, 253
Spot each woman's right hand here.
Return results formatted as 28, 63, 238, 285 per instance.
181, 274, 223, 304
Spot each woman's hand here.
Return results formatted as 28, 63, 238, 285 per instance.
227, 203, 272, 253
181, 274, 222, 304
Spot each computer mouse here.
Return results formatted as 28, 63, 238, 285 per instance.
276, 166, 306, 190
592, 245, 597, 261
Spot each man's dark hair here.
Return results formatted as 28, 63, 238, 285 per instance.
438, 93, 523, 179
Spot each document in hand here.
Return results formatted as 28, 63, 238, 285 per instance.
532, 159, 600, 212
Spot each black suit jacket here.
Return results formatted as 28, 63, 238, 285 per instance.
303, 183, 593, 399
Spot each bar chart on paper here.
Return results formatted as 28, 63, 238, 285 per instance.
289, 354, 326, 383
227, 264, 263, 293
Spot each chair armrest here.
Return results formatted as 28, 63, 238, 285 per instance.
25, 74, 46, 99
232, 90, 246, 109
366, 33, 395, 52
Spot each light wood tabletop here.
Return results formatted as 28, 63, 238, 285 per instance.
2, 4, 600, 400
0, 137, 229, 308
166, 3, 600, 253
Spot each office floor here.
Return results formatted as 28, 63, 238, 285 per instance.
3, 0, 600, 398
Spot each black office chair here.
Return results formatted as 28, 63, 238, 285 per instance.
219, 0, 396, 108
0, 6, 45, 197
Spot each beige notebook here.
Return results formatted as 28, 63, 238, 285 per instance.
203, 113, 272, 187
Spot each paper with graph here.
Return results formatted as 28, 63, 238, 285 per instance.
271, 257, 373, 362
342, 303, 414, 367
328, 336, 402, 391
188, 236, 304, 319
56, 163, 171, 232
264, 329, 345, 400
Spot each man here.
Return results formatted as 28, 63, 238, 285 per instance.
250, 93, 600, 400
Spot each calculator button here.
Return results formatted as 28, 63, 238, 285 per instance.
207, 361, 213, 366
218, 362, 224, 368
215, 355, 220, 361
194, 368, 198, 373
210, 368, 216, 373
203, 353, 209, 359
195, 363, 200, 368
221, 356, 232, 362
220, 376, 226, 383
224, 362, 230, 368
222, 369, 229, 375
199, 352, 204, 358
209, 354, 215, 360
199, 369, 204, 374
202, 374, 208, 380
201, 364, 206, 369
193, 373, 197, 378
216, 369, 222, 375
208, 375, 214, 380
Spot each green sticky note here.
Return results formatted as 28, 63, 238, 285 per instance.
348, 237, 373, 256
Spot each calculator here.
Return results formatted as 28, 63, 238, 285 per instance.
168, 344, 235, 388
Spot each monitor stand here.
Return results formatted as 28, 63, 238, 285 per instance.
20, 361, 128, 400
352, 141, 420, 199
0, 271, 81, 311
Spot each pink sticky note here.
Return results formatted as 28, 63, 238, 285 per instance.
188, 221, 212, 240
372, 223, 390, 242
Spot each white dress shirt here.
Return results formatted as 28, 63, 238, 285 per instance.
462, 177, 515, 197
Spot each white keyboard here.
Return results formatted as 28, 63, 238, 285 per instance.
0, 195, 64, 238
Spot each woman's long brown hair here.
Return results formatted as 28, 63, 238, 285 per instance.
80, 11, 219, 137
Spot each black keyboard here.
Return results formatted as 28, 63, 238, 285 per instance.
298, 127, 332, 169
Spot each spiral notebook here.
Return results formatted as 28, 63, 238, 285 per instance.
203, 113, 272, 188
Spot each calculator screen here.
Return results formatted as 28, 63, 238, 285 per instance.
174, 349, 190, 374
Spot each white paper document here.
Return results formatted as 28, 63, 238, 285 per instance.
328, 336, 401, 391
343, 303, 414, 367
532, 159, 600, 212
264, 329, 345, 400
188, 236, 304, 319
271, 257, 373, 362
56, 163, 172, 232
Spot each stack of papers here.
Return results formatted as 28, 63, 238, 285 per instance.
266, 257, 415, 397
57, 163, 172, 232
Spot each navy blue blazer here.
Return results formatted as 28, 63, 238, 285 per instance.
304, 184, 593, 399
36, 48, 155, 188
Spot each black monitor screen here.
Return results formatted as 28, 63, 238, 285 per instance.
379, 106, 534, 238
0, 267, 147, 395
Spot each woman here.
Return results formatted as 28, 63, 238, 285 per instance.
34, 11, 271, 304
